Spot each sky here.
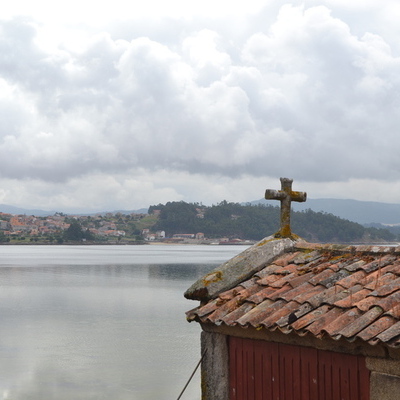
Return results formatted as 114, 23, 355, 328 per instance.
1, 0, 400, 213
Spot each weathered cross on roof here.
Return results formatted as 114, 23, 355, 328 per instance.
265, 178, 307, 238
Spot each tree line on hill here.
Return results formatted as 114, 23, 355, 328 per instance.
148, 201, 396, 243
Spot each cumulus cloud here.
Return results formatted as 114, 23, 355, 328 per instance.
1, 2, 400, 210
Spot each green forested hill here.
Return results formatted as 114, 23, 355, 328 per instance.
149, 201, 396, 243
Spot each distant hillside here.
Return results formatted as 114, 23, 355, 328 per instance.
251, 198, 400, 225
0, 204, 148, 217
149, 201, 396, 243
0, 204, 54, 217
3, 197, 400, 226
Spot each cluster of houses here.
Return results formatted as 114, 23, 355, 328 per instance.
0, 212, 129, 238
0, 213, 69, 237
0, 209, 249, 243
140, 229, 251, 244
141, 230, 207, 242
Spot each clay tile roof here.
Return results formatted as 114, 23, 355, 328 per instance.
186, 239, 400, 348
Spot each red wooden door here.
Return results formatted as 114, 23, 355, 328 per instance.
229, 337, 370, 400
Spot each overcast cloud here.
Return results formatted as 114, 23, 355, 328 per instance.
1, 0, 400, 212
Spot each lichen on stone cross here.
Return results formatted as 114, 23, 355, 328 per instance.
265, 177, 307, 238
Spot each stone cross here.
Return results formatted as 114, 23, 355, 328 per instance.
265, 178, 307, 238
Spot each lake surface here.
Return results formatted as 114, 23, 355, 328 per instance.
0, 244, 247, 400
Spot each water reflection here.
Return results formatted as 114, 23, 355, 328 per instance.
148, 263, 215, 280
0, 263, 215, 287
0, 244, 245, 266
0, 245, 247, 400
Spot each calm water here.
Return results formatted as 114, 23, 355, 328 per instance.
0, 245, 247, 400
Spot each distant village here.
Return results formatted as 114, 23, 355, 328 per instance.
0, 212, 141, 243
2, 199, 390, 245
0, 210, 252, 245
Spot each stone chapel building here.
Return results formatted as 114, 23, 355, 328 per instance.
185, 178, 400, 400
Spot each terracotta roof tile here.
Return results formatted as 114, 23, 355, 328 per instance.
354, 295, 380, 313
279, 263, 301, 275
286, 271, 315, 287
240, 277, 259, 290
357, 315, 396, 342
291, 250, 322, 265
235, 281, 265, 299
307, 268, 336, 286
342, 259, 367, 272
192, 298, 219, 318
259, 301, 301, 328
291, 284, 327, 304
218, 287, 240, 301
247, 286, 281, 304
235, 299, 275, 326
333, 287, 370, 308
305, 307, 344, 336
272, 251, 302, 267
277, 302, 314, 328
290, 305, 331, 330
335, 270, 367, 289
322, 308, 363, 337
186, 242, 400, 348
370, 276, 400, 297
257, 274, 285, 286
278, 282, 314, 302
319, 269, 350, 288
305, 286, 339, 308
358, 259, 382, 274
205, 297, 243, 324
384, 304, 400, 319
336, 257, 360, 270
221, 303, 255, 326
267, 284, 295, 301
323, 284, 362, 305
268, 272, 299, 288
380, 261, 400, 276
375, 291, 400, 313
375, 321, 400, 343
337, 306, 383, 338
254, 264, 283, 279
365, 272, 397, 291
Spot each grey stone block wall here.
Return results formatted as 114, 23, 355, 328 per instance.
200, 331, 229, 400
370, 372, 400, 400
367, 357, 400, 400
